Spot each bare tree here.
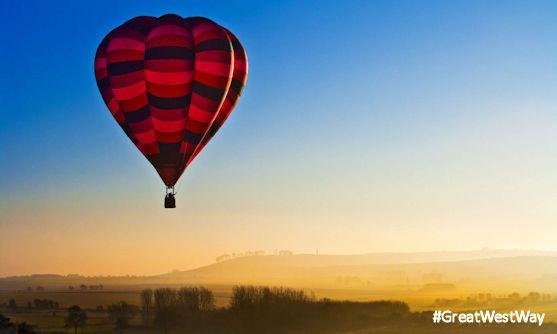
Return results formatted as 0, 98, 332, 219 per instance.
177, 287, 199, 316
107, 301, 137, 334
140, 289, 153, 326
176, 287, 215, 317
199, 287, 215, 312
154, 288, 177, 333
65, 305, 87, 334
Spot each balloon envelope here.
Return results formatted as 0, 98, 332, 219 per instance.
94, 14, 248, 186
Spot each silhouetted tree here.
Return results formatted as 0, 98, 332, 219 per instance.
226, 285, 411, 332
199, 287, 215, 312
32, 299, 58, 309
108, 301, 137, 334
140, 288, 153, 326
230, 286, 311, 310
216, 254, 231, 262
65, 305, 87, 334
154, 288, 177, 333
279, 250, 293, 256
527, 291, 541, 303
176, 287, 199, 317
0, 315, 34, 334
176, 287, 215, 316
509, 292, 520, 300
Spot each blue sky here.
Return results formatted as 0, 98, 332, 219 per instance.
1, 1, 556, 275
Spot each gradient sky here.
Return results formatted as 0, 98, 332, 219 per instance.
1, 0, 556, 276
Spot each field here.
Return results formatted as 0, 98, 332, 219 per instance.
1, 286, 556, 333
3, 286, 556, 316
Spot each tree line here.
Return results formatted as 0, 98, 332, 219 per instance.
137, 285, 413, 333
2, 285, 419, 333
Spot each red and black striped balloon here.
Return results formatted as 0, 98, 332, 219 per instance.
94, 14, 248, 187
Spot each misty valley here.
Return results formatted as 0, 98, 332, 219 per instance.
1, 250, 556, 333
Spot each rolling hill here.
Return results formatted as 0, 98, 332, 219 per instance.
1, 249, 556, 293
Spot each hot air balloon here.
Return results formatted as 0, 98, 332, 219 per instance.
94, 14, 248, 208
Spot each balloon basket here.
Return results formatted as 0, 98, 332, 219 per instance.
164, 187, 176, 209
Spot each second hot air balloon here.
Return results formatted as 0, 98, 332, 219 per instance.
94, 14, 248, 208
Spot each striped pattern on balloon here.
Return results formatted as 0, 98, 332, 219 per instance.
94, 14, 248, 187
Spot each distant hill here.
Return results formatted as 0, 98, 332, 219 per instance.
209, 248, 557, 266
1, 249, 556, 292
154, 255, 557, 290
